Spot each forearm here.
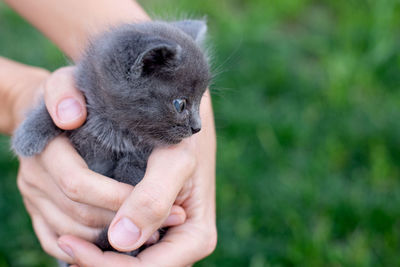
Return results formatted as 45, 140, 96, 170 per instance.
4, 0, 150, 61
0, 57, 49, 135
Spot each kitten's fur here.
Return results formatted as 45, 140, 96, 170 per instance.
12, 20, 210, 256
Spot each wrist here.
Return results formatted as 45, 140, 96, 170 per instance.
0, 58, 49, 134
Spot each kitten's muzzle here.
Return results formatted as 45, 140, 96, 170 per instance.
191, 126, 201, 134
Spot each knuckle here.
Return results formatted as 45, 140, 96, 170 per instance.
199, 226, 218, 256
23, 198, 36, 216
39, 238, 55, 257
74, 207, 102, 228
75, 207, 95, 226
206, 229, 218, 255
59, 173, 80, 201
138, 189, 169, 221
16, 175, 27, 194
32, 67, 51, 78
111, 192, 126, 211
18, 160, 37, 186
45, 67, 71, 90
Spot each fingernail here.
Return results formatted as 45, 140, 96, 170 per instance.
110, 217, 141, 248
58, 241, 74, 258
57, 98, 82, 123
164, 214, 184, 226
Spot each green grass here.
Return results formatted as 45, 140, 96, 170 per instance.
2, 0, 400, 266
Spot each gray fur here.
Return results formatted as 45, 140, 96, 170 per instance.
12, 20, 210, 255
12, 101, 62, 157
171, 20, 207, 43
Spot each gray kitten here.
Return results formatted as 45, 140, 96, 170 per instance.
12, 20, 210, 255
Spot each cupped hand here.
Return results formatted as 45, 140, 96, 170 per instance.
14, 67, 187, 263
57, 90, 217, 266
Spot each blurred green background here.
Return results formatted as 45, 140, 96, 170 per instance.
1, 0, 400, 266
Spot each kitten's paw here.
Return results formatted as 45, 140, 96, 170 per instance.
57, 260, 69, 267
12, 127, 48, 157
11, 100, 61, 157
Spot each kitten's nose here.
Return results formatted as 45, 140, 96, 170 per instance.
191, 126, 201, 134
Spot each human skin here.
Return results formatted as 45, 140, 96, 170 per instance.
1, 63, 192, 262
2, 0, 217, 266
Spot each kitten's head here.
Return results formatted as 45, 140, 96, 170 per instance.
77, 20, 210, 145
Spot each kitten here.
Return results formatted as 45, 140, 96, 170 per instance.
12, 20, 210, 256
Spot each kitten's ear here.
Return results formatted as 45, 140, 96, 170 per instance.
172, 20, 207, 44
130, 42, 182, 78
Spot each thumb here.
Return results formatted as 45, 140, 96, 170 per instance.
108, 139, 196, 252
44, 67, 86, 130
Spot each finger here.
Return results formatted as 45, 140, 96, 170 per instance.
108, 139, 196, 252
57, 235, 141, 267
137, 223, 217, 267
30, 196, 101, 241
63, 221, 217, 267
43, 67, 86, 130
29, 208, 74, 263
161, 205, 186, 228
19, 156, 115, 227
81, 203, 185, 251
40, 182, 115, 228
145, 205, 187, 246
20, 172, 103, 238
40, 137, 133, 211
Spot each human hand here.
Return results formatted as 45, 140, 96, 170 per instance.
14, 67, 187, 263
57, 91, 217, 267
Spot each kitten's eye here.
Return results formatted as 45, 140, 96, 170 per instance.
173, 98, 187, 113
